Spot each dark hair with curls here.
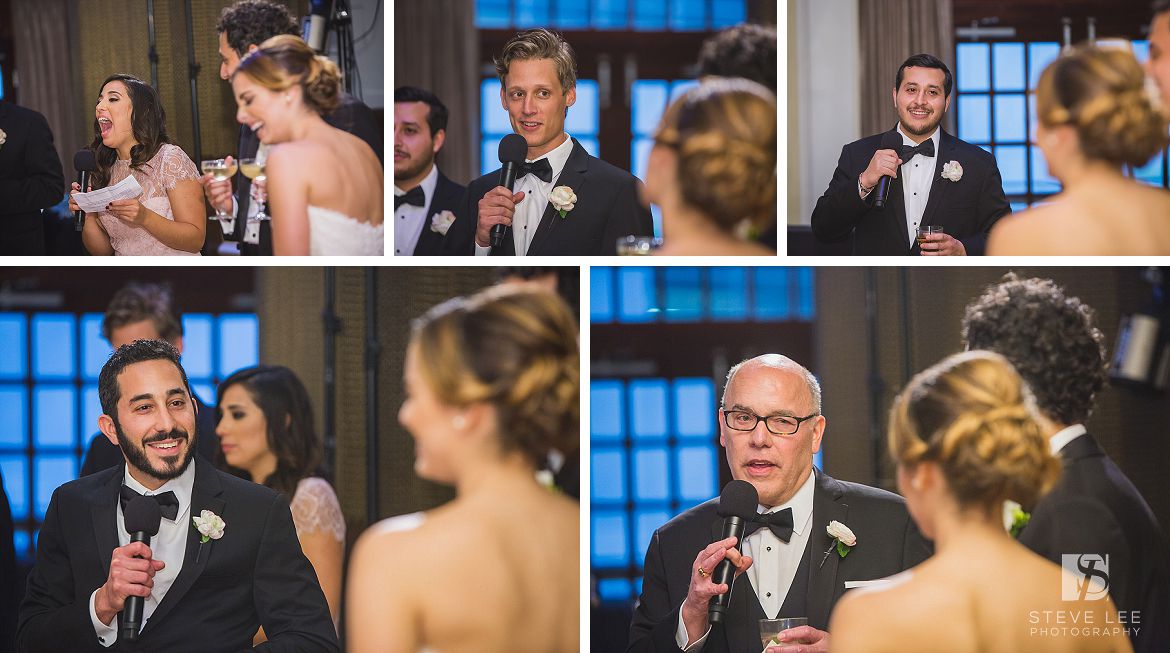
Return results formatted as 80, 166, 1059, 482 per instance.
962, 274, 1108, 426
89, 74, 170, 189
234, 34, 342, 116
215, 365, 326, 498
394, 86, 449, 137
410, 285, 579, 468
102, 282, 182, 344
890, 351, 1061, 511
215, 0, 299, 57
697, 23, 777, 91
654, 77, 776, 232
1036, 44, 1170, 168
98, 339, 192, 423
896, 53, 954, 98
1156, 0, 1170, 16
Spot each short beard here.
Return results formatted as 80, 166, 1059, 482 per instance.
116, 419, 196, 483
899, 110, 943, 138
393, 147, 434, 183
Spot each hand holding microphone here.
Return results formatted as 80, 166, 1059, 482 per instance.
862, 132, 905, 209
680, 480, 758, 641
476, 133, 529, 249
93, 496, 163, 641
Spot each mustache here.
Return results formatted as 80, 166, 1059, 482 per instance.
142, 428, 189, 446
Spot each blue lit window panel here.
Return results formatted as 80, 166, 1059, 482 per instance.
0, 456, 28, 520
475, 0, 510, 28
633, 0, 666, 30
592, 510, 629, 567
632, 137, 654, 187
14, 531, 30, 562
0, 313, 26, 379
669, 0, 705, 30
80, 313, 110, 381
593, 0, 629, 30
633, 446, 670, 501
218, 314, 258, 378
676, 445, 717, 502
575, 137, 600, 158
670, 80, 700, 103
662, 267, 703, 322
0, 385, 26, 447
995, 145, 1028, 196
1010, 202, 1030, 213
712, 0, 746, 28
181, 314, 214, 380
795, 267, 815, 320
591, 379, 625, 440
617, 267, 658, 324
82, 385, 101, 442
592, 448, 627, 503
753, 267, 792, 321
191, 382, 215, 407
957, 95, 991, 144
1030, 145, 1061, 195
633, 80, 670, 136
994, 94, 1027, 143
1133, 40, 1150, 64
481, 79, 511, 136
512, 0, 549, 27
956, 43, 990, 92
674, 378, 715, 439
566, 80, 600, 135
633, 508, 672, 567
32, 314, 74, 380
814, 449, 824, 472
597, 578, 633, 603
629, 378, 669, 440
591, 267, 616, 323
1028, 43, 1061, 89
708, 267, 748, 321
33, 386, 75, 448
1135, 150, 1165, 187
992, 43, 1026, 92
552, 0, 588, 29
481, 137, 503, 176
35, 455, 75, 520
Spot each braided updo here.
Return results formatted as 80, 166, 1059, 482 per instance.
410, 286, 579, 467
889, 351, 1061, 511
1037, 44, 1169, 168
234, 34, 341, 116
654, 77, 776, 232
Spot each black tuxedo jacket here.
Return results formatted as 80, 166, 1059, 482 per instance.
627, 470, 931, 653
811, 128, 1009, 256
441, 138, 653, 256
1019, 433, 1170, 653
233, 92, 381, 255
17, 457, 339, 653
407, 170, 464, 256
0, 102, 65, 255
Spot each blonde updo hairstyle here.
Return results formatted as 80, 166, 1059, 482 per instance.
654, 77, 776, 232
234, 34, 341, 116
1036, 44, 1170, 168
889, 351, 1061, 513
410, 285, 579, 467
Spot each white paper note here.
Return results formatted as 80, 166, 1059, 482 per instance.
72, 175, 143, 213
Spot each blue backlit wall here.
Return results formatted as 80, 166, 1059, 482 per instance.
0, 311, 258, 562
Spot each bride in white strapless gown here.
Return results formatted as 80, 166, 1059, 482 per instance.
308, 206, 385, 256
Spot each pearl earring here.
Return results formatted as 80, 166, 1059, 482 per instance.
284, 94, 291, 103
452, 415, 467, 430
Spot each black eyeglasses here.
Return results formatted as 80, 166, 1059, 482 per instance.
721, 409, 819, 436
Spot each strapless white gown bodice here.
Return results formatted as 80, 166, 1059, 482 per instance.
307, 205, 384, 255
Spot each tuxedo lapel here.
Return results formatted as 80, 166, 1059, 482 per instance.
91, 469, 123, 579
806, 471, 848, 628
706, 516, 765, 652
526, 139, 588, 255
919, 131, 955, 230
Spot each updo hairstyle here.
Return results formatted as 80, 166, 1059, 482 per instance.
234, 34, 341, 115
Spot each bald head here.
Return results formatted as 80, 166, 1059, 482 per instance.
722, 354, 822, 414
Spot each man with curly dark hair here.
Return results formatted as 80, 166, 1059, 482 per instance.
696, 23, 776, 92
962, 274, 1169, 653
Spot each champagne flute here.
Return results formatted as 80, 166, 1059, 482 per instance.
238, 158, 268, 222
200, 158, 238, 223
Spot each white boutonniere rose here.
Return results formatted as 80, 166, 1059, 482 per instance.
549, 185, 577, 218
193, 510, 225, 543
0, 128, 6, 150
941, 160, 964, 182
823, 520, 857, 562
430, 210, 455, 235
1003, 500, 1031, 539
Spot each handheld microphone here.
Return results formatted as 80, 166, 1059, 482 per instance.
121, 496, 163, 643
73, 150, 96, 232
874, 131, 903, 211
709, 479, 759, 624
492, 133, 528, 249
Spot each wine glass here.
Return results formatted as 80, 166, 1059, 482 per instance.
238, 158, 267, 222
200, 158, 238, 225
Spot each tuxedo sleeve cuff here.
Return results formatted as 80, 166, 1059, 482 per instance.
474, 243, 491, 256
88, 590, 117, 648
675, 600, 710, 651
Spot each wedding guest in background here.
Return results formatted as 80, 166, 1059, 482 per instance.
204, 0, 381, 255
988, 46, 1170, 255
69, 74, 204, 256
232, 35, 383, 255
0, 101, 64, 255
696, 23, 777, 91
1148, 1, 1170, 107
393, 86, 464, 255
643, 77, 776, 256
215, 366, 344, 642
347, 286, 579, 652
0, 468, 14, 653
830, 351, 1129, 653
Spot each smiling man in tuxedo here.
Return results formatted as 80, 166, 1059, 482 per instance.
442, 28, 653, 256
812, 54, 1009, 256
17, 340, 338, 652
628, 355, 930, 653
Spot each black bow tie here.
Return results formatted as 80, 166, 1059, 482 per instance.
519, 158, 553, 183
394, 186, 425, 210
743, 507, 794, 543
120, 485, 180, 521
901, 140, 935, 160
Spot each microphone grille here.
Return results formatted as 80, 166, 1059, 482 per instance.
497, 133, 528, 165
715, 479, 759, 519
73, 149, 97, 172
123, 495, 163, 536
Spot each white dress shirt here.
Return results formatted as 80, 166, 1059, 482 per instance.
897, 125, 941, 246
393, 163, 439, 256
475, 133, 574, 256
1049, 423, 1088, 454
676, 471, 817, 651
89, 463, 195, 647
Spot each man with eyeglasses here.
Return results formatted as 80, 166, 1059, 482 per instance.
627, 354, 930, 653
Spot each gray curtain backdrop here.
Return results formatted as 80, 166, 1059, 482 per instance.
394, 0, 480, 185
858, 0, 954, 138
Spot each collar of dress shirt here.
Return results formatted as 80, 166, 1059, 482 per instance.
525, 133, 574, 184
895, 124, 941, 158
393, 162, 439, 210
1049, 423, 1087, 454
122, 458, 196, 522
756, 468, 816, 536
